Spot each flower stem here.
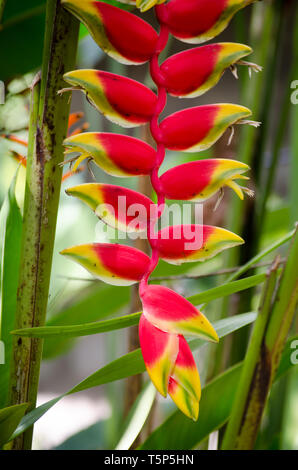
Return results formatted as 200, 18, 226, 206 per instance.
7, 0, 79, 449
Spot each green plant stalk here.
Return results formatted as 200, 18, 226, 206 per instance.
221, 259, 280, 449
7, 0, 79, 450
222, 228, 298, 450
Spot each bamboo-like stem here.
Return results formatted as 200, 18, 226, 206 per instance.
222, 227, 298, 450
7, 0, 79, 449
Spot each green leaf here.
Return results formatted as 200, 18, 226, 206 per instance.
10, 397, 61, 441
0, 403, 28, 447
188, 312, 257, 352
140, 336, 298, 450
10, 312, 257, 441
188, 273, 267, 307
43, 284, 130, 359
12, 274, 265, 339
0, 170, 23, 409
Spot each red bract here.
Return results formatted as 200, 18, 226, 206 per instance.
160, 159, 250, 201
63, 132, 157, 177
61, 0, 258, 420
160, 104, 251, 152
63, 70, 158, 127
156, 0, 256, 44
142, 284, 219, 341
66, 183, 156, 232
161, 43, 252, 98
156, 225, 244, 264
60, 243, 150, 286
62, 0, 158, 64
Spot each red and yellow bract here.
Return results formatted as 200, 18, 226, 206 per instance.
61, 0, 258, 420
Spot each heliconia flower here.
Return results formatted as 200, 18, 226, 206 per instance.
161, 43, 252, 98
63, 70, 157, 127
141, 284, 219, 341
66, 183, 156, 233
60, 243, 150, 286
63, 132, 156, 177
159, 104, 251, 152
160, 159, 250, 202
139, 314, 179, 397
156, 0, 256, 44
155, 225, 244, 265
61, 0, 158, 65
59, 0, 258, 422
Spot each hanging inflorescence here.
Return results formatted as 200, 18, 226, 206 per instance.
60, 0, 260, 420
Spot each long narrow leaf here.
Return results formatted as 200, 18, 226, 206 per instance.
12, 275, 265, 339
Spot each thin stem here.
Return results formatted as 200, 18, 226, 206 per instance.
8, 0, 79, 450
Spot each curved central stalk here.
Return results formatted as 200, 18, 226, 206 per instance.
139, 20, 169, 298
